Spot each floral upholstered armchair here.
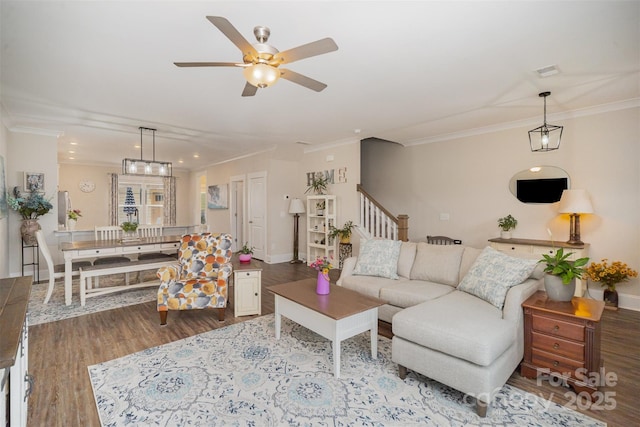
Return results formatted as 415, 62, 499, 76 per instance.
157, 233, 233, 325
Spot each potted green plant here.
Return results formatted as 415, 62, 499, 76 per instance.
121, 221, 139, 233
539, 248, 589, 301
305, 174, 329, 195
329, 220, 355, 244
238, 242, 254, 263
497, 214, 518, 239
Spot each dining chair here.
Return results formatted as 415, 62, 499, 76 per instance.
137, 224, 163, 238
93, 226, 132, 286
426, 235, 462, 245
137, 224, 176, 261
35, 230, 92, 304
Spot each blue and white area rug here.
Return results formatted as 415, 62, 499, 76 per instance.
28, 274, 155, 326
88, 315, 604, 426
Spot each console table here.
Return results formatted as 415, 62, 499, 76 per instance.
488, 237, 590, 297
0, 276, 32, 427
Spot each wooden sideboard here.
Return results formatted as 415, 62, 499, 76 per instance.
0, 276, 32, 427
488, 237, 590, 297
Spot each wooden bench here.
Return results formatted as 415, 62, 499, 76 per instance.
79, 258, 176, 306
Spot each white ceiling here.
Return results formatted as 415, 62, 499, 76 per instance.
2, 1, 639, 172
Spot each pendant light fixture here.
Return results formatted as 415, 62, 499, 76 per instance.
529, 91, 563, 152
122, 127, 172, 177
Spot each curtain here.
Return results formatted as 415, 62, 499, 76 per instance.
108, 173, 118, 225
163, 176, 176, 226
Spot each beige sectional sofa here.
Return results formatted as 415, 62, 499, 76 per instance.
337, 240, 543, 416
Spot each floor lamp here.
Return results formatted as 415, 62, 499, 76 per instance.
289, 198, 305, 264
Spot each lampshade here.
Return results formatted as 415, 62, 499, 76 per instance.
243, 63, 280, 88
529, 92, 563, 152
289, 198, 305, 214
558, 189, 594, 214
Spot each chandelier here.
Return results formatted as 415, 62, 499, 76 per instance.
528, 91, 563, 152
122, 127, 172, 177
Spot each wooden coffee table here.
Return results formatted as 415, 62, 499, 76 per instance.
268, 278, 385, 378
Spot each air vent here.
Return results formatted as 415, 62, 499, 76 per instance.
535, 65, 559, 78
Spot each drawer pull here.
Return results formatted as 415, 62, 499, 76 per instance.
254, 292, 258, 296
553, 343, 560, 349
553, 325, 559, 332
246, 273, 250, 276
553, 361, 559, 367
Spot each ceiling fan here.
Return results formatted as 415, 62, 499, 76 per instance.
174, 16, 338, 97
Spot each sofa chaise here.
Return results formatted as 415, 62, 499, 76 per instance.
337, 240, 542, 416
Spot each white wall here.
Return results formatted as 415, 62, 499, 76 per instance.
0, 123, 9, 277
362, 107, 640, 307
7, 131, 59, 277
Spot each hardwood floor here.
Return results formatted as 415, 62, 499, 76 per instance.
27, 261, 638, 426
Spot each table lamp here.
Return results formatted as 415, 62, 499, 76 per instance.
289, 198, 305, 263
558, 189, 593, 245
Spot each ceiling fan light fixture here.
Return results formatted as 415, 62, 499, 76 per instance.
529, 91, 563, 152
243, 63, 280, 88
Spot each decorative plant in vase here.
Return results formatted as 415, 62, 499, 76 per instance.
305, 174, 329, 195
7, 186, 53, 244
67, 209, 82, 230
238, 242, 254, 263
329, 220, 355, 244
497, 214, 518, 239
585, 259, 638, 309
121, 221, 139, 233
310, 256, 333, 295
539, 248, 589, 301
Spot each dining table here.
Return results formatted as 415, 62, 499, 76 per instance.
60, 235, 182, 305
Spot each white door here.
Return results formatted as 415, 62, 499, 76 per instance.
230, 176, 245, 252
248, 172, 267, 260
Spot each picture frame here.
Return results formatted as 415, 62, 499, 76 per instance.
207, 184, 228, 209
24, 172, 45, 193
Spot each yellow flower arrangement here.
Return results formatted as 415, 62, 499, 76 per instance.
585, 259, 638, 291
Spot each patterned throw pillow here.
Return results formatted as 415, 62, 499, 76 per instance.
458, 246, 538, 309
352, 239, 402, 279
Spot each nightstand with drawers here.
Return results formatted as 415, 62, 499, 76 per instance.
521, 291, 605, 397
233, 264, 262, 317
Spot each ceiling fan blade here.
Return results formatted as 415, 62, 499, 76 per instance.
272, 38, 338, 65
280, 69, 328, 92
241, 82, 258, 97
174, 62, 243, 67
206, 16, 258, 58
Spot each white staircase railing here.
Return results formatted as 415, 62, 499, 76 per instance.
359, 193, 398, 240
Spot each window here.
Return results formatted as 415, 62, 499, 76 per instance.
118, 177, 164, 225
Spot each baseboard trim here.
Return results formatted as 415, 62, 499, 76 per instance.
586, 288, 640, 312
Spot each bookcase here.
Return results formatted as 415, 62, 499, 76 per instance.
306, 195, 337, 265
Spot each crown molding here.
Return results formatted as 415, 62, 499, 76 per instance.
404, 98, 640, 147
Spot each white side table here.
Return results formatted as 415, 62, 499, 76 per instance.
233, 265, 262, 317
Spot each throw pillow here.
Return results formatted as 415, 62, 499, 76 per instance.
410, 242, 465, 286
352, 239, 402, 280
458, 246, 538, 310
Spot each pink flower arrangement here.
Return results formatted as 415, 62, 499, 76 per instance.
310, 256, 333, 274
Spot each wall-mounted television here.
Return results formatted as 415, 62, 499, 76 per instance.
516, 177, 568, 204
